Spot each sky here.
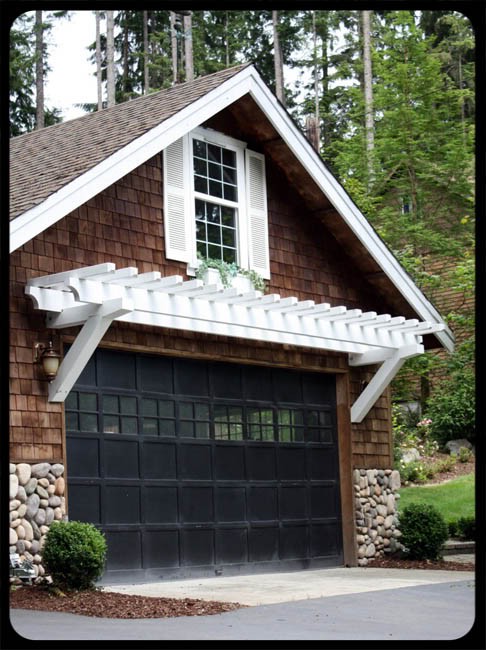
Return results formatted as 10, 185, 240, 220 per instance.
44, 11, 98, 121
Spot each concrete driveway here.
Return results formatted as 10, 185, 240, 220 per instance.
8, 567, 477, 642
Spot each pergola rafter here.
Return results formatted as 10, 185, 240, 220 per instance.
25, 263, 445, 421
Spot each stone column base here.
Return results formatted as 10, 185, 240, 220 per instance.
9, 462, 67, 581
353, 468, 403, 566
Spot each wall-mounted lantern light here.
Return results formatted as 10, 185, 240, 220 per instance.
33, 340, 61, 381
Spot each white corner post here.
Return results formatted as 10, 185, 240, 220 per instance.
349, 344, 423, 423
47, 298, 133, 402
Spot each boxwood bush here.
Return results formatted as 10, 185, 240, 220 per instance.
42, 520, 107, 590
399, 503, 448, 560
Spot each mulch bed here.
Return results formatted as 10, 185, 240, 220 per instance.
366, 557, 475, 572
9, 585, 244, 619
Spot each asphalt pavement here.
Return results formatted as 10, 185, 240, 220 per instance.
8, 566, 477, 642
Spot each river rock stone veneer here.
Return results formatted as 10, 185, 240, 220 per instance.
9, 462, 67, 581
354, 468, 402, 565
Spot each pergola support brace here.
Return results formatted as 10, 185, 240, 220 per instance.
47, 298, 133, 402
350, 345, 422, 423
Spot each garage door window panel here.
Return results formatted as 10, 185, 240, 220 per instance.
214, 405, 243, 440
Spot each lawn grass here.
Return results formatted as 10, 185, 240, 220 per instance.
397, 472, 475, 523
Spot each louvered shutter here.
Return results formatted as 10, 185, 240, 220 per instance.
163, 137, 192, 262
245, 149, 270, 279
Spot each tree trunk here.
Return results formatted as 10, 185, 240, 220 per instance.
170, 11, 178, 84
35, 10, 44, 129
312, 11, 321, 151
106, 10, 116, 107
95, 11, 103, 110
361, 10, 375, 187
183, 12, 194, 82
272, 11, 285, 105
143, 10, 149, 94
224, 12, 230, 67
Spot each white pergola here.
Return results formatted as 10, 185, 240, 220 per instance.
26, 263, 445, 422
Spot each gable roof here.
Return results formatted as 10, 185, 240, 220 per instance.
9, 63, 453, 352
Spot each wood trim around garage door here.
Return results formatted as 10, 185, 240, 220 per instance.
336, 372, 357, 567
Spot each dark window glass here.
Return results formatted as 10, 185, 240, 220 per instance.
79, 392, 96, 411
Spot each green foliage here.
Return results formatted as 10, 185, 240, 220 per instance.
399, 503, 448, 560
456, 516, 475, 540
195, 253, 266, 292
42, 521, 107, 591
426, 365, 475, 447
458, 447, 473, 463
399, 461, 428, 485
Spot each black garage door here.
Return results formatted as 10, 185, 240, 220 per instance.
66, 349, 342, 581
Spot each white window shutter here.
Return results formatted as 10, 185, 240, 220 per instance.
245, 149, 270, 279
163, 137, 192, 263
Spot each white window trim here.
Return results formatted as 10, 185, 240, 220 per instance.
188, 127, 249, 272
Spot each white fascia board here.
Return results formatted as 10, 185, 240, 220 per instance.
246, 76, 454, 353
9, 67, 256, 254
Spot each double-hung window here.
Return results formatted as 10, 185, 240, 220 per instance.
163, 127, 270, 278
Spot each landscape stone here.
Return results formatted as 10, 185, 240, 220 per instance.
16, 463, 31, 485
10, 463, 16, 474
401, 448, 420, 463
26, 493, 40, 519
9, 474, 19, 499
25, 478, 38, 495
31, 463, 51, 479
389, 470, 401, 490
34, 508, 46, 525
16, 485, 27, 503
36, 485, 49, 499
38, 478, 50, 488
51, 464, 65, 478
10, 528, 18, 545
10, 499, 21, 511
445, 438, 472, 454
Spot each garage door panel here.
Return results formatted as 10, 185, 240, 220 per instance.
249, 526, 279, 562
98, 350, 136, 389
143, 530, 180, 568
181, 529, 214, 566
280, 486, 308, 520
249, 486, 278, 521
68, 437, 99, 478
215, 528, 248, 564
310, 523, 340, 557
280, 524, 308, 559
214, 445, 245, 480
215, 486, 246, 522
104, 439, 139, 478
105, 530, 142, 570
278, 447, 306, 480
139, 354, 173, 394
141, 441, 176, 479
143, 487, 178, 523
246, 446, 276, 480
179, 444, 212, 480
311, 485, 339, 519
181, 487, 214, 523
68, 484, 101, 523
174, 359, 209, 396
307, 447, 336, 480
105, 486, 141, 524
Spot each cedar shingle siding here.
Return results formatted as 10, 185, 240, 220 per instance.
10, 146, 392, 466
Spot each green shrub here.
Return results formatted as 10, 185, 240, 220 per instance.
457, 516, 475, 540
399, 460, 428, 484
458, 447, 473, 463
431, 455, 457, 474
399, 503, 449, 560
426, 366, 475, 447
448, 520, 459, 538
42, 521, 107, 590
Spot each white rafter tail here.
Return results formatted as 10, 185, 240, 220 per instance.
263, 296, 297, 311
99, 267, 140, 283
279, 299, 315, 314
25, 285, 76, 312
166, 279, 203, 294
350, 344, 425, 423
26, 263, 116, 288
48, 297, 134, 402
345, 311, 377, 325
115, 271, 161, 287
143, 275, 184, 291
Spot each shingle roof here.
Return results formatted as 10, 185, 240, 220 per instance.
9, 63, 250, 220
